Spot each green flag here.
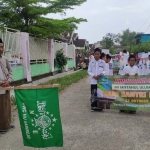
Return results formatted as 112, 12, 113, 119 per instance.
15, 88, 63, 148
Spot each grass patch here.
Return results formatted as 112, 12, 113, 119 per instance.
42, 70, 88, 91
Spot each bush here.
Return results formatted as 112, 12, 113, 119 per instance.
54, 49, 67, 71
131, 40, 150, 54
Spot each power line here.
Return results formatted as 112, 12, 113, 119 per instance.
137, 16, 150, 32
145, 25, 150, 33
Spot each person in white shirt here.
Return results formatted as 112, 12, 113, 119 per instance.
123, 50, 129, 66
88, 48, 106, 111
138, 57, 147, 75
89, 53, 94, 62
120, 55, 138, 114
138, 58, 143, 75
109, 57, 113, 76
147, 55, 150, 75
105, 54, 112, 75
118, 56, 126, 75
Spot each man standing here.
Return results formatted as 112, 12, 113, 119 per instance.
123, 50, 129, 66
0, 38, 14, 133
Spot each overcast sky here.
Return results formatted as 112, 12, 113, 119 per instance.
47, 0, 150, 44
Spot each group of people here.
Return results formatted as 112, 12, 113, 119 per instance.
88, 48, 138, 113
0, 38, 14, 134
119, 50, 150, 76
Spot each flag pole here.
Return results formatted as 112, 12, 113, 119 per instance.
0, 84, 60, 91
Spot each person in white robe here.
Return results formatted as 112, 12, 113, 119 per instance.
147, 55, 150, 75
88, 48, 106, 111
141, 58, 147, 75
138, 58, 143, 75
109, 56, 113, 76
118, 56, 126, 75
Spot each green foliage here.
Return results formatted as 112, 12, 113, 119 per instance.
100, 33, 115, 49
55, 49, 67, 70
131, 40, 150, 54
101, 29, 144, 52
44, 70, 87, 91
110, 47, 115, 54
100, 33, 120, 49
0, 0, 87, 38
119, 29, 137, 51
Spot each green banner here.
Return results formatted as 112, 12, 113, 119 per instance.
97, 76, 150, 111
15, 88, 63, 148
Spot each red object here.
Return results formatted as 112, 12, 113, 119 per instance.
80, 59, 84, 63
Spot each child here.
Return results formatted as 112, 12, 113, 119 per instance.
88, 48, 106, 111
118, 56, 126, 75
100, 53, 106, 62
105, 54, 112, 75
120, 55, 138, 114
108, 55, 113, 76
147, 55, 150, 74
142, 58, 147, 75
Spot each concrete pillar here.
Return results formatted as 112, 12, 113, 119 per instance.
48, 39, 54, 73
72, 45, 76, 68
63, 43, 68, 71
20, 32, 32, 82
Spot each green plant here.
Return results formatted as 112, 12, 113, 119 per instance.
41, 70, 88, 92
55, 49, 67, 71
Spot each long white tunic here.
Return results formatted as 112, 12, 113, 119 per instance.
147, 60, 150, 75
122, 65, 139, 75
142, 59, 147, 75
88, 59, 106, 84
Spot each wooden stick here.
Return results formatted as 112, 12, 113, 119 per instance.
0, 84, 60, 91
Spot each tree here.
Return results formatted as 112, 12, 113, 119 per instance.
119, 29, 137, 51
100, 33, 118, 49
0, 0, 87, 38
131, 40, 150, 54
110, 47, 115, 54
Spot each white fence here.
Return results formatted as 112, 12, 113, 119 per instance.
0, 28, 21, 62
29, 36, 48, 63
68, 44, 74, 59
54, 41, 63, 58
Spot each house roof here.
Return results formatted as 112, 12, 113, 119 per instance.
135, 34, 150, 38
113, 45, 122, 48
72, 33, 78, 40
73, 39, 86, 47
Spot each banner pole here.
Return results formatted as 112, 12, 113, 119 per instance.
0, 84, 60, 91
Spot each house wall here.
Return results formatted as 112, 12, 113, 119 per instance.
0, 28, 76, 82
12, 65, 25, 81
30, 63, 50, 77
141, 35, 150, 42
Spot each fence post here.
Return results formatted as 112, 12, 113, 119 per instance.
63, 43, 68, 71
72, 44, 76, 68
20, 32, 32, 82
48, 39, 54, 73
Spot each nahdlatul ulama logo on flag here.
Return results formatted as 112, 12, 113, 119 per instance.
15, 88, 63, 148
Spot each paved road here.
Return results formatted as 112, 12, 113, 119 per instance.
1, 77, 150, 150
